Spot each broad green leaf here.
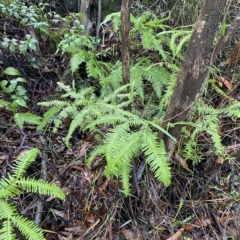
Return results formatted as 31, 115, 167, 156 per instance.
3, 67, 20, 76
0, 80, 15, 93
15, 98, 28, 108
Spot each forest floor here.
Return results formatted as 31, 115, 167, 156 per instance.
1, 74, 240, 239
1, 5, 240, 238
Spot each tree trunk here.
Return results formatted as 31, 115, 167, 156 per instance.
121, 0, 132, 85
79, 0, 92, 35
158, 0, 227, 158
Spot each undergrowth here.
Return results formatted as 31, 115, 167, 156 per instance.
0, 149, 65, 240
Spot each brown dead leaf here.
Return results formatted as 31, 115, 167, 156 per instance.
64, 226, 85, 235
219, 76, 232, 90
175, 153, 188, 169
166, 228, 185, 240
121, 228, 141, 240
85, 212, 95, 223
215, 156, 223, 164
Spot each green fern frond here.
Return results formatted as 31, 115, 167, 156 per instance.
0, 148, 65, 240
104, 123, 130, 177
65, 107, 93, 148
0, 200, 17, 219
12, 149, 39, 179
100, 61, 122, 95
56, 82, 73, 92
101, 12, 121, 32
17, 177, 65, 200
37, 106, 61, 130
105, 129, 142, 195
62, 87, 94, 100
38, 100, 68, 107
142, 129, 171, 186
84, 114, 128, 132
144, 66, 170, 99
86, 146, 105, 168
86, 56, 105, 78
120, 159, 132, 196
159, 74, 177, 112
169, 30, 191, 58
13, 113, 42, 129
130, 65, 144, 99
175, 32, 191, 57
0, 176, 21, 198
0, 218, 16, 240
11, 215, 45, 240
221, 101, 240, 118
70, 51, 87, 73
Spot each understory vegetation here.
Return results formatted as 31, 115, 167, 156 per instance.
0, 0, 240, 239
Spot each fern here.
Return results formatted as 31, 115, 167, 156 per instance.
13, 113, 42, 129
0, 148, 65, 240
142, 129, 171, 186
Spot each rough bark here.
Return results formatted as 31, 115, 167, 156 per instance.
158, 0, 227, 158
121, 0, 132, 85
79, 0, 92, 35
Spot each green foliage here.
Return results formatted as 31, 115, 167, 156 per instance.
0, 67, 28, 112
0, 148, 65, 240
100, 11, 192, 62
176, 98, 240, 164
38, 83, 173, 196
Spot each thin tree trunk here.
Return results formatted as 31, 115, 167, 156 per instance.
121, 0, 132, 85
158, 0, 227, 158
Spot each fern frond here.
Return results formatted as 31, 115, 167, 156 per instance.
11, 215, 45, 240
70, 51, 86, 73
56, 82, 73, 92
144, 66, 170, 99
14, 113, 42, 129
38, 100, 68, 107
12, 149, 39, 179
37, 106, 61, 130
175, 32, 191, 58
100, 61, 122, 95
84, 114, 128, 131
0, 176, 21, 198
86, 146, 105, 168
17, 177, 65, 200
221, 101, 240, 118
117, 131, 142, 195
142, 129, 171, 186
0, 218, 16, 240
0, 199, 17, 219
101, 12, 121, 32
130, 64, 144, 99
62, 87, 94, 100
65, 107, 93, 148
104, 123, 130, 178
121, 159, 132, 196
159, 74, 177, 112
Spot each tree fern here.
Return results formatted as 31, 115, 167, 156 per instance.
0, 148, 65, 240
